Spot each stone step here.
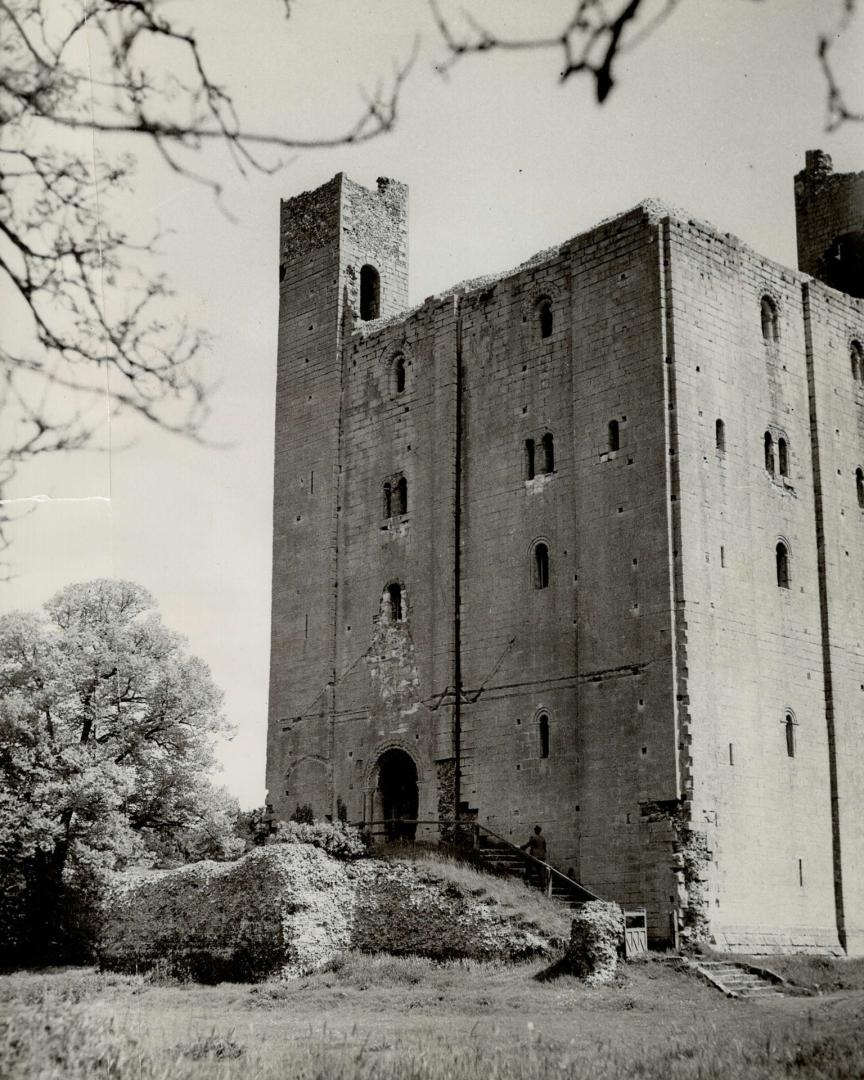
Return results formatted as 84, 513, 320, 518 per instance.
694, 960, 785, 997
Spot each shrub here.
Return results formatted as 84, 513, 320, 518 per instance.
269, 819, 367, 860
290, 803, 314, 825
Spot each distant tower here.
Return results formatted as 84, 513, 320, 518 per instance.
795, 149, 864, 297
267, 174, 408, 819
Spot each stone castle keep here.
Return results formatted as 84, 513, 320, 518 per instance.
267, 151, 864, 954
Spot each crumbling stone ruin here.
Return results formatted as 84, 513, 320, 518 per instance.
267, 152, 864, 957
98, 845, 557, 980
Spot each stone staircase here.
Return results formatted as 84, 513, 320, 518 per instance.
691, 959, 789, 998
473, 836, 599, 908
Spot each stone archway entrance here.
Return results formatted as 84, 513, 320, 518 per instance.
375, 748, 419, 841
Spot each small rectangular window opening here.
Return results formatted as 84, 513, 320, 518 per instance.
524, 439, 536, 480
798, 858, 804, 887
541, 432, 555, 474
304, 613, 308, 640
608, 420, 620, 453
728, 743, 734, 766
720, 545, 726, 568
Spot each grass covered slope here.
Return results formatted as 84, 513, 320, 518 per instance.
3, 959, 864, 1080
98, 843, 570, 981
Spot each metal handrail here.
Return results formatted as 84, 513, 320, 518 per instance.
355, 817, 601, 902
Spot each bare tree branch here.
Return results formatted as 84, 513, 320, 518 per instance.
0, 0, 416, 555
430, 0, 862, 122
819, 0, 863, 131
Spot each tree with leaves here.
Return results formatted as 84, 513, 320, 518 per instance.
0, 578, 238, 964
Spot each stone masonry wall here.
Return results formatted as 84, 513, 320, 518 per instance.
665, 213, 840, 952
268, 177, 409, 820
802, 278, 864, 954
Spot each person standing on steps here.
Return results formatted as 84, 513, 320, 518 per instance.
522, 825, 550, 891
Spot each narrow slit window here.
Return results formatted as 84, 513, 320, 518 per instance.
541, 433, 555, 474
386, 583, 403, 622
857, 467, 864, 509
396, 475, 408, 515
533, 543, 550, 590
778, 437, 789, 478
539, 714, 550, 758
764, 431, 775, 475
360, 264, 380, 321
524, 438, 536, 480
785, 714, 796, 758
382, 481, 392, 518
776, 541, 790, 589
394, 354, 406, 394
538, 298, 553, 339
715, 418, 725, 453
852, 341, 863, 384
761, 295, 779, 342
608, 420, 620, 453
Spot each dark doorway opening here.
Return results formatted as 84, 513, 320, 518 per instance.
377, 748, 419, 840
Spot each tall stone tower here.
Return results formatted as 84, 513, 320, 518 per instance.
795, 149, 864, 298
267, 175, 408, 818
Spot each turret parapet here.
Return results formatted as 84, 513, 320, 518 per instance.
795, 149, 864, 298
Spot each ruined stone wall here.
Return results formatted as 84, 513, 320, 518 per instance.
665, 216, 840, 953
803, 279, 864, 955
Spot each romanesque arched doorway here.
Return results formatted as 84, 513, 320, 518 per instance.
375, 748, 418, 841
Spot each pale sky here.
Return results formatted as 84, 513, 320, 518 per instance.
2, 1, 862, 808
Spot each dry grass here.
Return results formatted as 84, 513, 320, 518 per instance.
381, 846, 573, 940
739, 954, 864, 994
2, 957, 863, 1079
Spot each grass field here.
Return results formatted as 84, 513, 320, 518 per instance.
2, 955, 864, 1079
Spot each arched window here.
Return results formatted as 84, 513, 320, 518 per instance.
539, 713, 550, 758
851, 340, 863, 384
524, 438, 536, 480
385, 582, 403, 622
360, 264, 380, 321
785, 714, 796, 758
382, 481, 392, 518
541, 433, 555, 474
761, 295, 779, 343
608, 420, 620, 453
394, 354, 406, 394
715, 418, 726, 453
776, 541, 790, 589
533, 542, 550, 590
538, 298, 553, 339
764, 431, 775, 475
778, 437, 789, 478
396, 475, 408, 515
